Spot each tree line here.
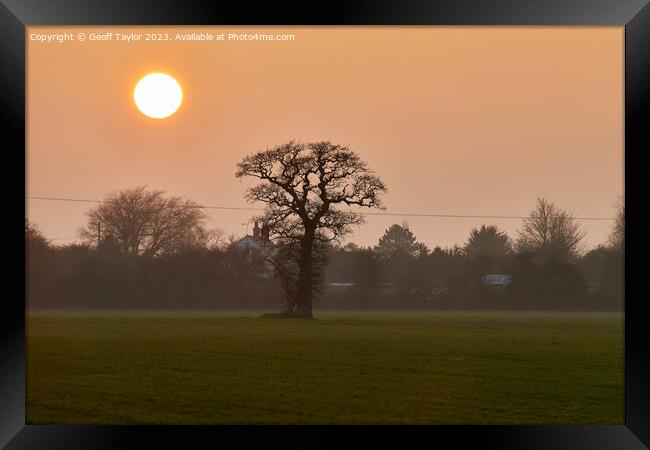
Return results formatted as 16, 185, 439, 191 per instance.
26, 189, 623, 311
323, 204, 623, 311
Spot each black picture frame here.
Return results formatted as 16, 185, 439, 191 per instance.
2, 0, 649, 448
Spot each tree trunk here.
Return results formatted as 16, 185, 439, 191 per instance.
295, 225, 315, 318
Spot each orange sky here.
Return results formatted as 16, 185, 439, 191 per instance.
27, 26, 623, 250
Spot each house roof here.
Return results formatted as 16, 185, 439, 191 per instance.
234, 235, 263, 250
481, 274, 512, 285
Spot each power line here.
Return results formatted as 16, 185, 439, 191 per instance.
26, 196, 615, 221
27, 196, 260, 212
359, 211, 612, 220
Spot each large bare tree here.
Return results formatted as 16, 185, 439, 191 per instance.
516, 197, 585, 262
80, 186, 208, 258
236, 141, 386, 317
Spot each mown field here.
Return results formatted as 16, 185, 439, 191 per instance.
26, 311, 623, 424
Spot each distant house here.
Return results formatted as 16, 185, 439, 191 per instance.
235, 235, 264, 251
234, 221, 270, 251
233, 221, 274, 278
481, 274, 512, 291
327, 282, 357, 288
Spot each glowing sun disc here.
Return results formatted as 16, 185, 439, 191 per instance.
133, 73, 183, 119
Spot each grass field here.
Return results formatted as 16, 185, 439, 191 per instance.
26, 311, 624, 424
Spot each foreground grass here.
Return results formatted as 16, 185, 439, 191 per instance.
27, 311, 623, 424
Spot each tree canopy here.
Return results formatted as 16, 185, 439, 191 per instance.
516, 198, 585, 262
464, 225, 511, 260
375, 223, 427, 260
79, 186, 209, 258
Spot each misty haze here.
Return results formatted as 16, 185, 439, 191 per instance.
26, 26, 624, 425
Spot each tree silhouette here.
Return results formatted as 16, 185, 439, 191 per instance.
516, 197, 585, 262
26, 221, 53, 309
607, 196, 624, 252
236, 141, 386, 317
374, 223, 427, 299
79, 186, 208, 258
464, 225, 512, 275
26, 220, 49, 252
375, 223, 426, 259
464, 225, 511, 259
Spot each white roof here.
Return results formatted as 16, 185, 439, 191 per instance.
481, 274, 512, 285
234, 235, 262, 250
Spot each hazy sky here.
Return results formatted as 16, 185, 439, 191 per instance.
27, 26, 623, 250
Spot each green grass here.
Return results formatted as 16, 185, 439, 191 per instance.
26, 311, 624, 424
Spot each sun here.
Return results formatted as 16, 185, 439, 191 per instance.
133, 73, 183, 119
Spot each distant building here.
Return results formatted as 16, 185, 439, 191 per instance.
481, 274, 512, 292
327, 282, 357, 288
326, 281, 357, 293
233, 221, 273, 277
235, 235, 264, 251
234, 221, 270, 251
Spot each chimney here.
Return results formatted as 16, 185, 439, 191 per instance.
253, 221, 261, 239
261, 223, 269, 243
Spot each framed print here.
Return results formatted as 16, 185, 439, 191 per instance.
2, 0, 649, 448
